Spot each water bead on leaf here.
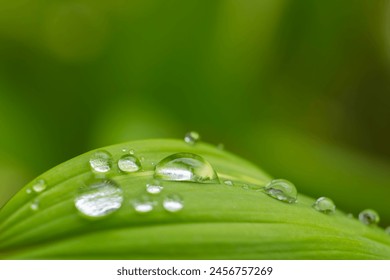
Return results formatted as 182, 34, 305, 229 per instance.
163, 194, 184, 212
146, 180, 163, 194
75, 179, 123, 219
154, 153, 219, 183
358, 209, 380, 226
89, 150, 112, 173
132, 196, 155, 213
118, 155, 141, 173
184, 131, 200, 145
32, 179, 47, 193
312, 197, 336, 214
264, 179, 297, 203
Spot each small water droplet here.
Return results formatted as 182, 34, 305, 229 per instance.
32, 179, 47, 193
385, 226, 390, 235
132, 196, 155, 213
75, 179, 123, 218
121, 148, 128, 153
154, 153, 219, 183
146, 180, 163, 194
129, 149, 135, 155
224, 180, 234, 186
359, 209, 380, 225
184, 131, 200, 145
118, 155, 141, 173
140, 156, 145, 162
312, 197, 336, 214
264, 179, 297, 203
89, 150, 112, 173
30, 200, 39, 211
163, 194, 184, 212
26, 188, 32, 194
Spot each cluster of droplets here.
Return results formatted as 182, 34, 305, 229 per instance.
25, 178, 48, 211
28, 131, 389, 235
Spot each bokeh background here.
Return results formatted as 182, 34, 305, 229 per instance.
1, 1, 389, 225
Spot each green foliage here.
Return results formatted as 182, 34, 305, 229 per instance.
0, 139, 389, 259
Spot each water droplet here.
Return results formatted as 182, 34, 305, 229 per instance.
118, 155, 141, 173
26, 188, 32, 194
75, 179, 123, 218
385, 226, 390, 235
121, 148, 128, 153
129, 149, 135, 155
146, 180, 163, 194
32, 179, 47, 193
359, 209, 380, 226
224, 180, 233, 186
132, 196, 155, 213
140, 156, 145, 161
264, 179, 297, 203
312, 197, 336, 214
154, 153, 219, 183
89, 150, 112, 173
30, 200, 39, 211
184, 131, 200, 145
163, 194, 184, 212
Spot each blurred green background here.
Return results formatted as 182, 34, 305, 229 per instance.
1, 1, 389, 225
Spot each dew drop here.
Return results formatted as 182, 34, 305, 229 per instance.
129, 149, 135, 155
26, 188, 32, 194
146, 180, 163, 194
118, 155, 141, 173
154, 153, 219, 183
30, 200, 39, 211
224, 180, 233, 186
184, 131, 200, 145
312, 197, 336, 214
121, 148, 128, 153
163, 194, 184, 212
132, 196, 155, 213
89, 150, 112, 173
75, 179, 123, 218
32, 179, 47, 193
264, 179, 297, 203
359, 209, 380, 226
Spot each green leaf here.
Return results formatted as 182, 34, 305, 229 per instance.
0, 139, 389, 259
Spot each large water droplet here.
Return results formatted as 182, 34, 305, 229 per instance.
89, 150, 112, 173
312, 197, 336, 214
359, 209, 380, 225
75, 179, 123, 218
264, 179, 297, 203
132, 196, 155, 213
32, 179, 47, 193
118, 155, 141, 173
146, 180, 163, 194
184, 131, 200, 145
154, 153, 219, 183
163, 194, 184, 212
